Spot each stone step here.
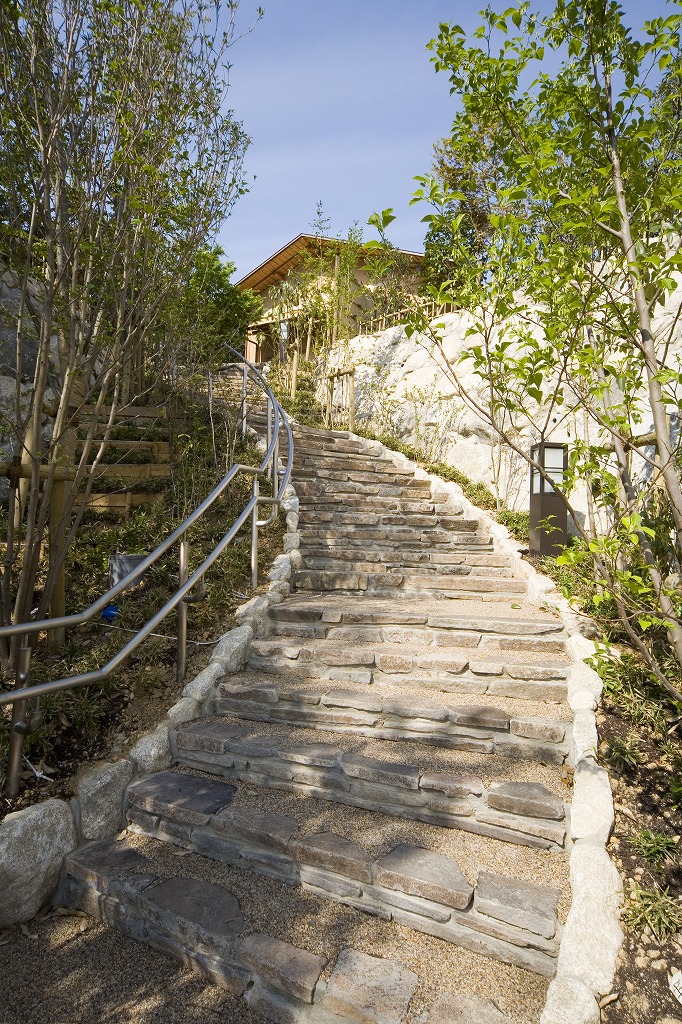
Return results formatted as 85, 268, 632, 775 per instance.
296, 509, 477, 532
245, 639, 569, 702
267, 597, 565, 638
296, 528, 489, 552
57, 836, 420, 1023
173, 721, 568, 850
267, 617, 568, 655
297, 494, 446, 511
293, 464, 416, 483
124, 770, 561, 977
213, 675, 570, 764
291, 569, 526, 598
300, 555, 514, 577
298, 541, 511, 567
296, 479, 433, 499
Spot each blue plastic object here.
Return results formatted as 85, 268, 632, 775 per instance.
101, 605, 120, 624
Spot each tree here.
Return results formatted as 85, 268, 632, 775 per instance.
0, 0, 256, 668
384, 0, 682, 699
159, 245, 262, 372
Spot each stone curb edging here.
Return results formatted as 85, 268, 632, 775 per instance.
0, 473, 302, 929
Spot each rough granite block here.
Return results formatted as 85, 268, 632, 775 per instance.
419, 772, 485, 798
341, 752, 420, 790
141, 877, 244, 957
375, 844, 473, 910
427, 990, 512, 1024
244, 978, 313, 1024
289, 831, 373, 883
487, 782, 564, 821
175, 721, 247, 755
450, 706, 510, 730
127, 770, 236, 825
212, 806, 299, 853
382, 697, 448, 722
475, 871, 559, 939
278, 742, 343, 767
321, 688, 384, 713
475, 808, 566, 846
300, 866, 363, 898
364, 884, 452, 923
509, 717, 566, 743
322, 948, 418, 1024
64, 837, 151, 889
240, 932, 326, 1003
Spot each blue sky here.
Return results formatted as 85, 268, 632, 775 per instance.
220, 0, 675, 281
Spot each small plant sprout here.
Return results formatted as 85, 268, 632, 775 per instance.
622, 882, 682, 943
629, 830, 678, 871
605, 734, 644, 774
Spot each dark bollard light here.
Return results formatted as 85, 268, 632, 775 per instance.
529, 442, 568, 558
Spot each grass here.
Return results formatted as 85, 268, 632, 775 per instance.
605, 732, 645, 773
622, 881, 682, 942
629, 829, 678, 871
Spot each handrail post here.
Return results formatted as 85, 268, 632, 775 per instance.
4, 645, 32, 798
251, 477, 259, 589
176, 533, 188, 686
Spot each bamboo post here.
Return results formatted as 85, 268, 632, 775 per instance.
290, 346, 300, 401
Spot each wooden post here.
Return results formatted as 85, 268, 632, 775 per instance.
348, 368, 355, 433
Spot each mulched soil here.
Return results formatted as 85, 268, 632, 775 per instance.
598, 703, 682, 1024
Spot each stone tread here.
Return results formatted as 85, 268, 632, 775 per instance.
214, 676, 570, 762
121, 772, 563, 975
247, 638, 570, 676
61, 837, 426, 1020
172, 718, 568, 850
216, 670, 574, 721
174, 717, 569, 797
265, 596, 565, 632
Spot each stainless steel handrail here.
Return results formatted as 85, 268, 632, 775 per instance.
0, 346, 293, 797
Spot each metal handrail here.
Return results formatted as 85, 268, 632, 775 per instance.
0, 346, 293, 797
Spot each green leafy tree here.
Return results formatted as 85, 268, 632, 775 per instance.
0, 0, 257, 666
380, 0, 682, 700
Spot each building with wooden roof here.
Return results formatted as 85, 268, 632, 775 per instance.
237, 233, 423, 363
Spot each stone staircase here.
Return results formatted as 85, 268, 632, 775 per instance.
57, 422, 575, 1024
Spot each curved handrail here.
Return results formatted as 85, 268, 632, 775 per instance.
0, 346, 293, 796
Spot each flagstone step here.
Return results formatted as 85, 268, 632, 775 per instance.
296, 479, 433, 499
299, 537, 508, 562
300, 555, 514, 577
123, 770, 562, 976
265, 598, 566, 653
291, 569, 527, 599
213, 675, 570, 764
297, 505, 476, 528
245, 638, 569, 699
297, 496, 450, 514
172, 720, 568, 850
57, 837, 421, 1023
267, 617, 568, 655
